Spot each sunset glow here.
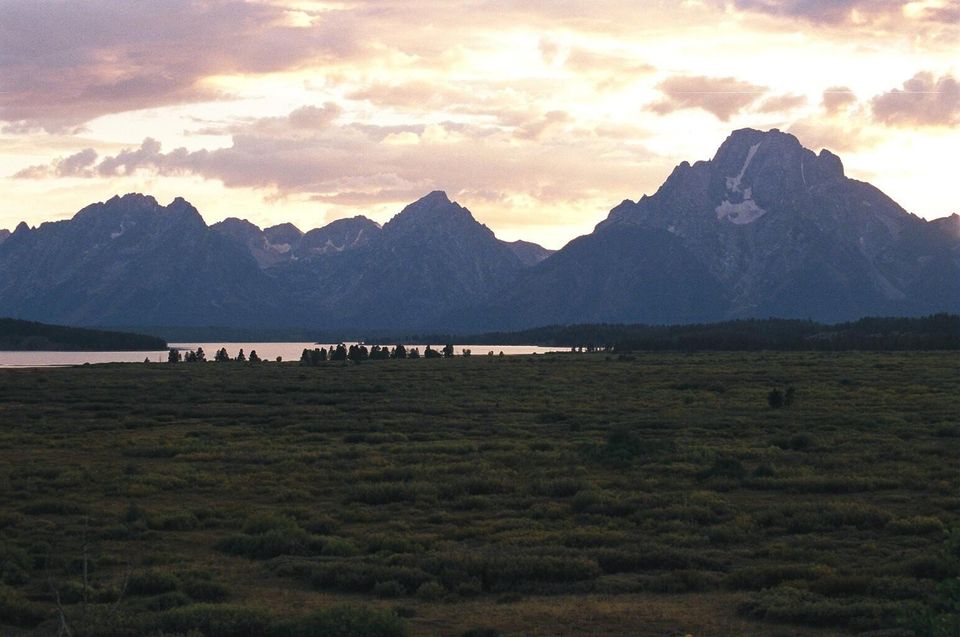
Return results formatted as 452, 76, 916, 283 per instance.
1, 0, 957, 247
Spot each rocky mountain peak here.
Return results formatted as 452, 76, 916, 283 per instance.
264, 223, 303, 246
0, 229, 9, 244
504, 240, 555, 266
710, 129, 844, 213
930, 213, 960, 239
384, 190, 483, 239
296, 216, 381, 258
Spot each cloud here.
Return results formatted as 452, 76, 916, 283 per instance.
12, 105, 661, 219
563, 48, 655, 76
14, 148, 99, 178
756, 93, 807, 113
871, 72, 960, 127
822, 86, 857, 113
0, 0, 356, 131
514, 111, 572, 140
650, 75, 768, 120
347, 82, 474, 110
788, 119, 878, 153
731, 0, 903, 24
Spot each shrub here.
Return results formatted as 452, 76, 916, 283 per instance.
415, 581, 446, 601
570, 491, 634, 517
738, 586, 898, 630
151, 604, 273, 637
594, 545, 721, 573
887, 516, 945, 535
461, 629, 501, 637
530, 478, 584, 498
310, 562, 432, 594
346, 483, 418, 505
726, 564, 827, 590
768, 389, 784, 409
216, 526, 319, 560
183, 578, 231, 602
127, 569, 180, 596
0, 584, 47, 627
142, 590, 192, 611
696, 457, 746, 481
642, 569, 722, 593
277, 605, 407, 637
374, 580, 406, 598
151, 512, 200, 531
19, 500, 86, 515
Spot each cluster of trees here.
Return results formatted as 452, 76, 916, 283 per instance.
168, 347, 262, 363
0, 317, 167, 351
299, 343, 466, 366
458, 314, 960, 352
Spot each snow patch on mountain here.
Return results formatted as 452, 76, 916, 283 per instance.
716, 198, 766, 224
726, 142, 761, 194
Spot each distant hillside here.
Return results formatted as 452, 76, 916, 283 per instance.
409, 314, 959, 351
0, 318, 167, 351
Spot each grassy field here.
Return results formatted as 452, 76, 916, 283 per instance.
0, 352, 957, 636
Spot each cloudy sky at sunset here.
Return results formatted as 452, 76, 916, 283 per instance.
1, 0, 957, 248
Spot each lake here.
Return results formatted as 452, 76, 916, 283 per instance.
0, 343, 565, 367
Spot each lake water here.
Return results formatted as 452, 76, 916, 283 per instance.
0, 343, 565, 367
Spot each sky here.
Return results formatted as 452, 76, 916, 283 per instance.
1, 0, 957, 249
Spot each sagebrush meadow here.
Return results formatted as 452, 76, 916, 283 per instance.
1, 352, 957, 636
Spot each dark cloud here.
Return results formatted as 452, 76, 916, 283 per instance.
921, 4, 960, 23
731, 0, 900, 24
822, 86, 857, 113
728, 0, 960, 46
650, 75, 768, 121
871, 72, 960, 127
0, 0, 356, 131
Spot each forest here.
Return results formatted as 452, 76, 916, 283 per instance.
0, 319, 167, 352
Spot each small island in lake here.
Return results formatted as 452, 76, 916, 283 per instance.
0, 318, 167, 351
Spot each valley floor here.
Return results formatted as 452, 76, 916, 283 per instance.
0, 352, 957, 636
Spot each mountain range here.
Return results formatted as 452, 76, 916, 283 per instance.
1, 128, 957, 333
